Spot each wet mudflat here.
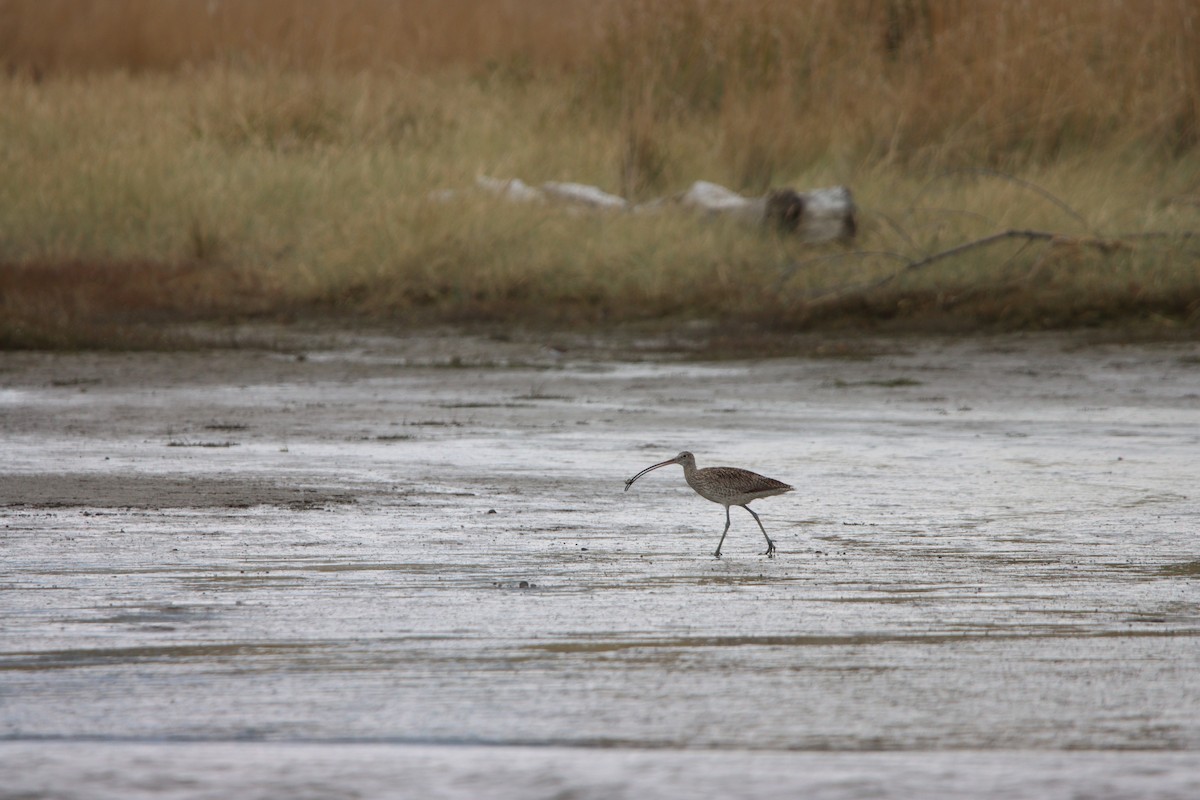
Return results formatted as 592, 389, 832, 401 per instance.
2, 330, 1199, 798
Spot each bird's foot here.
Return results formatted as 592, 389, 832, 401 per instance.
713, 549, 723, 559
763, 541, 777, 558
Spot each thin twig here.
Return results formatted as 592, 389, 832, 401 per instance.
913, 168, 1091, 231
896, 229, 1059, 274
871, 208, 926, 256
799, 228, 1144, 306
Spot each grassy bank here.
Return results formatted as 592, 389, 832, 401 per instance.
2, 1, 1200, 347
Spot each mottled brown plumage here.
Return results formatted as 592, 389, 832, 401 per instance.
624, 451, 792, 558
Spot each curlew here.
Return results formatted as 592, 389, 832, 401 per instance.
624, 451, 792, 559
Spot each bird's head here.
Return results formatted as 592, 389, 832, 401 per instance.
624, 450, 696, 491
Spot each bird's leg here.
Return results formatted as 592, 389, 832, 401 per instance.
713, 506, 732, 559
744, 506, 776, 558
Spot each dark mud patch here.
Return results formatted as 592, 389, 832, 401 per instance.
0, 473, 355, 509
1159, 560, 1200, 577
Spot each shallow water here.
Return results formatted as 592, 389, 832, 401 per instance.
2, 332, 1199, 797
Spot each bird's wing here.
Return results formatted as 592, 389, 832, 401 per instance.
704, 467, 793, 495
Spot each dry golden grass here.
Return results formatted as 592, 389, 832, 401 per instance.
8, 0, 1197, 166
0, 0, 602, 73
2, 0, 1200, 346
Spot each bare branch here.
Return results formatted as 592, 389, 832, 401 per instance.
913, 168, 1091, 231
897, 229, 1060, 274
798, 228, 1172, 307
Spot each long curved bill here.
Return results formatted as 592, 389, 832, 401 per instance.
623, 458, 678, 491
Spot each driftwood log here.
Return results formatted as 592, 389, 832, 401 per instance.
433, 176, 857, 243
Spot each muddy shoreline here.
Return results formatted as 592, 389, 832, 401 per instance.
3, 329, 1199, 797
